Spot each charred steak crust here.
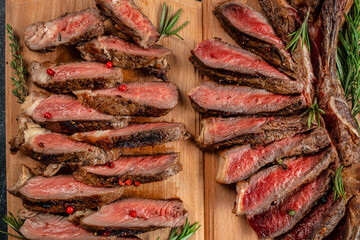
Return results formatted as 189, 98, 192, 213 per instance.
76, 36, 172, 81
189, 55, 302, 95
38, 120, 128, 134
95, 0, 160, 48
197, 115, 317, 150
30, 61, 123, 93
24, 8, 104, 52
76, 93, 173, 117
73, 153, 182, 186
71, 123, 189, 150
74, 82, 179, 117
213, 3, 296, 77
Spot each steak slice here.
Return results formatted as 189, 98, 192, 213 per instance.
95, 0, 160, 48
73, 153, 182, 186
213, 2, 296, 76
259, 0, 316, 106
74, 82, 179, 117
30, 61, 123, 93
188, 81, 307, 116
216, 127, 331, 183
9, 114, 114, 165
25, 8, 104, 52
23, 92, 129, 134
197, 115, 317, 150
234, 145, 336, 216
79, 198, 188, 235
248, 169, 332, 238
20, 213, 140, 240
8, 165, 123, 214
77, 36, 172, 80
190, 38, 302, 94
281, 191, 346, 240
71, 122, 189, 150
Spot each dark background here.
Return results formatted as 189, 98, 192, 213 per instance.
1, 0, 7, 239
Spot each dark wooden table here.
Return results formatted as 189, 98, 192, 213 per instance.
1, 0, 7, 238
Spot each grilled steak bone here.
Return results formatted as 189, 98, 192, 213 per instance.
9, 114, 116, 165
95, 0, 160, 48
77, 36, 172, 80
24, 8, 104, 52
22, 92, 129, 134
74, 82, 179, 117
8, 165, 124, 214
73, 153, 182, 187
20, 213, 140, 240
190, 38, 302, 94
79, 198, 188, 235
30, 61, 123, 93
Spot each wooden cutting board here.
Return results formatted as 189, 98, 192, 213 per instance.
4, 0, 280, 240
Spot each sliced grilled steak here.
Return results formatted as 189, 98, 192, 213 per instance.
281, 191, 346, 240
259, 0, 316, 106
188, 81, 307, 116
95, 0, 160, 48
71, 122, 188, 150
20, 213, 140, 240
22, 92, 129, 134
24, 8, 104, 52
74, 82, 179, 117
73, 153, 182, 186
190, 39, 302, 94
216, 127, 331, 183
80, 198, 188, 235
9, 115, 115, 165
234, 146, 336, 216
288, 0, 324, 23
30, 61, 123, 93
248, 169, 331, 239
77, 36, 172, 80
213, 2, 296, 76
8, 165, 123, 214
197, 114, 317, 150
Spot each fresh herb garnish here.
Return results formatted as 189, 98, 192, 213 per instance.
157, 219, 201, 240
6, 24, 28, 104
333, 165, 346, 201
300, 98, 325, 129
337, 0, 360, 127
286, 10, 311, 52
0, 212, 25, 239
158, 2, 189, 40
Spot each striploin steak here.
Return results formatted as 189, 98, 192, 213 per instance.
24, 8, 104, 52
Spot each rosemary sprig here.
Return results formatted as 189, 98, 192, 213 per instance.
333, 165, 346, 201
157, 219, 201, 240
158, 2, 189, 40
0, 212, 25, 239
300, 98, 325, 128
6, 24, 28, 104
286, 10, 311, 52
337, 0, 360, 126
